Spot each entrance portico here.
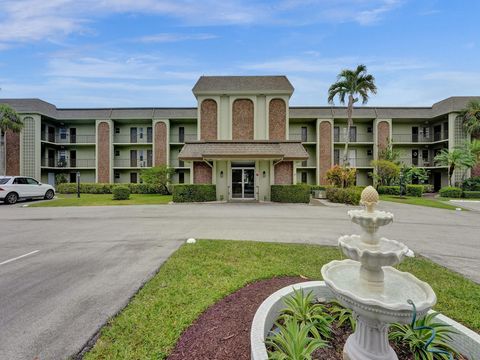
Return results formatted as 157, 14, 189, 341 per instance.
178, 140, 308, 201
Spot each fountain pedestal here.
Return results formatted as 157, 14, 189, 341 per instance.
321, 186, 437, 360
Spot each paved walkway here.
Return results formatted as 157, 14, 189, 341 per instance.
0, 201, 478, 359
450, 199, 480, 212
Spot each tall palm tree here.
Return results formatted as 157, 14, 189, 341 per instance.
0, 104, 23, 175
434, 147, 476, 186
328, 64, 377, 166
458, 99, 480, 137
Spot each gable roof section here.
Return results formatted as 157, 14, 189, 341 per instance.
192, 76, 294, 95
178, 140, 308, 161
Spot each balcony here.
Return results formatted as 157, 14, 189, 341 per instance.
398, 158, 445, 167
392, 133, 447, 143
41, 158, 96, 168
334, 133, 373, 143
41, 134, 96, 144
113, 159, 152, 168
297, 159, 316, 167
170, 133, 197, 144
169, 160, 189, 168
113, 135, 153, 144
289, 133, 316, 143
334, 157, 374, 167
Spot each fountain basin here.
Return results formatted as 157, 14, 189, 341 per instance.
251, 282, 480, 360
321, 260, 436, 324
339, 235, 409, 269
348, 209, 394, 228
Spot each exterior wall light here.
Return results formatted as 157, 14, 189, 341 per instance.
262, 171, 266, 178
220, 170, 224, 178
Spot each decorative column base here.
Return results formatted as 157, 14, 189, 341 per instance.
343, 315, 397, 360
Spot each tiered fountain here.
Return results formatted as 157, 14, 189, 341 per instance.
321, 186, 437, 360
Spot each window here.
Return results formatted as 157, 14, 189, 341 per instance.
115, 150, 120, 156
301, 127, 308, 142
179, 172, 185, 184
13, 177, 28, 184
115, 127, 120, 134
367, 149, 373, 156
58, 150, 66, 161
70, 173, 77, 183
0, 178, 11, 184
139, 150, 144, 161
139, 128, 144, 139
26, 178, 39, 185
301, 171, 307, 183
114, 172, 120, 179
334, 126, 340, 142
179, 127, 185, 143
60, 127, 67, 139
334, 149, 340, 165
367, 126, 373, 133
130, 172, 138, 183
422, 149, 429, 160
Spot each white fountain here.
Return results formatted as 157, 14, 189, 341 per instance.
321, 186, 437, 360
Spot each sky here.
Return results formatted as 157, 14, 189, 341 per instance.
0, 0, 478, 108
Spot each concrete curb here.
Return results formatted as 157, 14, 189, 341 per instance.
250, 282, 480, 360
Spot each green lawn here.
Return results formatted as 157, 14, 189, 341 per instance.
29, 193, 172, 207
84, 240, 480, 360
380, 195, 464, 210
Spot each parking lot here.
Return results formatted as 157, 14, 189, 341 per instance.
0, 201, 479, 359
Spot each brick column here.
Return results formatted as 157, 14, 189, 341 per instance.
193, 161, 212, 184
269, 98, 286, 140
200, 99, 217, 140
5, 130, 20, 176
97, 121, 111, 183
472, 134, 480, 177
318, 120, 332, 185
274, 161, 293, 184
154, 121, 168, 165
377, 120, 391, 153
232, 99, 254, 140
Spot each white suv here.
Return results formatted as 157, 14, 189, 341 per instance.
0, 176, 56, 204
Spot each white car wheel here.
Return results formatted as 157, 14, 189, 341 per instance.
5, 192, 18, 205
44, 190, 55, 200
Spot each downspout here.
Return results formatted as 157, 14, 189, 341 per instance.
273, 157, 284, 166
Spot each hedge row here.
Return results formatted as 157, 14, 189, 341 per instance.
463, 191, 480, 199
271, 184, 311, 203
172, 184, 216, 202
406, 184, 424, 197
56, 182, 168, 194
326, 187, 362, 205
377, 186, 400, 195
439, 186, 463, 198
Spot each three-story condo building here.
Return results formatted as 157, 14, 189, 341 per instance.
1, 75, 479, 201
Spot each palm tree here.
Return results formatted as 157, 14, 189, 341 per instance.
458, 99, 480, 137
0, 104, 23, 175
434, 147, 476, 186
328, 64, 377, 166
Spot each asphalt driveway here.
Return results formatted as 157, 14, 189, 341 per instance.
0, 201, 478, 359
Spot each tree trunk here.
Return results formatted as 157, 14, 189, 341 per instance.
343, 95, 354, 167
449, 165, 455, 187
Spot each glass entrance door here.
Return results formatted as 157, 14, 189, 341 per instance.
231, 168, 255, 199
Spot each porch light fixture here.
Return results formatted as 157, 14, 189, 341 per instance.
220, 170, 224, 178
262, 171, 266, 178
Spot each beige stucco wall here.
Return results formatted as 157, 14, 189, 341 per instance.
257, 160, 271, 201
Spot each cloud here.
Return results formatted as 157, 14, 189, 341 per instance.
137, 33, 218, 43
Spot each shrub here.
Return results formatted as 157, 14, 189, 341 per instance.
112, 186, 130, 200
462, 176, 480, 191
55, 173, 68, 185
406, 184, 424, 197
325, 165, 356, 188
271, 185, 311, 203
371, 160, 400, 186
172, 184, 216, 202
422, 184, 434, 193
140, 166, 175, 194
463, 191, 480, 198
56, 183, 168, 194
377, 185, 400, 195
439, 186, 463, 198
326, 187, 361, 205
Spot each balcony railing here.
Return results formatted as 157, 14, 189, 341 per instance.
392, 133, 447, 143
297, 160, 316, 167
169, 160, 188, 168
113, 159, 152, 168
113, 135, 153, 144
334, 157, 374, 167
41, 134, 96, 144
398, 157, 444, 167
170, 133, 197, 143
289, 133, 316, 143
334, 133, 373, 143
41, 158, 96, 168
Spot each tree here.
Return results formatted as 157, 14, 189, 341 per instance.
328, 64, 377, 166
0, 104, 23, 175
370, 159, 400, 186
378, 139, 400, 164
140, 165, 175, 194
325, 165, 356, 188
434, 147, 476, 186
458, 100, 480, 137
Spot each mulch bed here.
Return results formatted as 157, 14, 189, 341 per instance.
168, 276, 306, 360
168, 277, 465, 360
